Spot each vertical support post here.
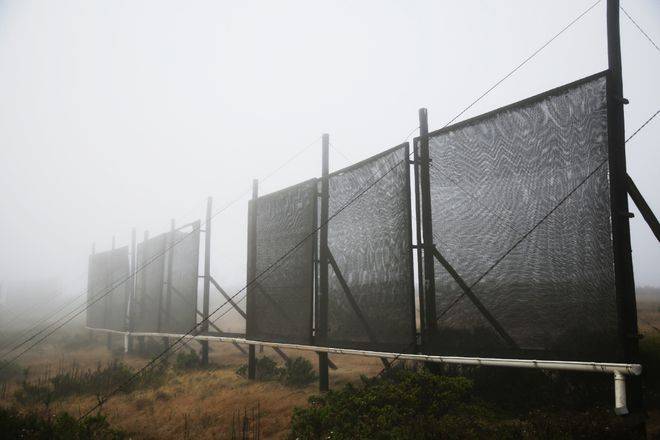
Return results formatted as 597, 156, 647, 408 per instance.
127, 227, 136, 353
247, 180, 258, 380
89, 243, 96, 342
318, 133, 330, 392
418, 109, 437, 347
163, 219, 175, 350
413, 142, 426, 348
606, 0, 642, 423
138, 231, 149, 354
106, 236, 115, 350
201, 197, 212, 365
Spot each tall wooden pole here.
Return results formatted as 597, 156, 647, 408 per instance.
163, 219, 175, 350
606, 0, 642, 423
318, 133, 330, 392
106, 236, 115, 350
127, 227, 136, 353
201, 198, 212, 365
418, 109, 437, 347
138, 231, 149, 354
247, 180, 258, 380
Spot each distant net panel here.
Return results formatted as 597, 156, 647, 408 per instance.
247, 179, 317, 345
87, 246, 130, 332
161, 228, 201, 334
134, 233, 167, 332
320, 144, 415, 352
426, 73, 619, 361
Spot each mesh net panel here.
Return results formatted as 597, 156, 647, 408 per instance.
321, 145, 415, 351
87, 246, 130, 331
134, 233, 167, 332
427, 73, 620, 361
247, 179, 317, 344
161, 228, 200, 334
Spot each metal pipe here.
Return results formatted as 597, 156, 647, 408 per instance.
614, 371, 628, 415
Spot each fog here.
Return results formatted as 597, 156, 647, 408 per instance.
0, 0, 658, 321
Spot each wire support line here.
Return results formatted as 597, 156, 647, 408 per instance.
0, 135, 324, 367
626, 109, 660, 143
433, 105, 660, 323
78, 124, 423, 420
443, 0, 601, 128
620, 6, 660, 55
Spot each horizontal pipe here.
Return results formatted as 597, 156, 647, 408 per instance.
86, 327, 641, 376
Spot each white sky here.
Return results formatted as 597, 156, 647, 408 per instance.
0, 0, 658, 308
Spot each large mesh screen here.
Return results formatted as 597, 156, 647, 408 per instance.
87, 247, 130, 331
134, 233, 167, 332
321, 145, 415, 351
426, 73, 620, 361
161, 228, 200, 334
247, 179, 317, 344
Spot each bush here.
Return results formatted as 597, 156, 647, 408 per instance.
14, 360, 166, 404
288, 366, 633, 439
281, 357, 316, 388
236, 356, 282, 381
0, 406, 126, 439
0, 361, 23, 382
289, 367, 510, 439
175, 349, 202, 371
237, 356, 316, 387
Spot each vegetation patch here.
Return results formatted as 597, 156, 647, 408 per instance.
0, 406, 126, 439
14, 360, 166, 404
289, 366, 632, 439
237, 356, 316, 388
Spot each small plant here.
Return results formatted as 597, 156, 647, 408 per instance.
280, 357, 316, 388
175, 349, 202, 371
236, 356, 282, 381
0, 406, 126, 439
14, 360, 166, 404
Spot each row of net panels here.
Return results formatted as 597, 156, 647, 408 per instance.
247, 70, 625, 362
87, 226, 200, 334
246, 145, 416, 352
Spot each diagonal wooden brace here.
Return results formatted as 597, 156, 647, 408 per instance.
432, 247, 518, 349
328, 251, 390, 368
627, 173, 660, 242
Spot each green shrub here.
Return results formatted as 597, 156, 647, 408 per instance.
0, 406, 126, 439
237, 356, 315, 387
281, 357, 316, 388
175, 349, 202, 371
14, 360, 166, 404
289, 367, 509, 439
236, 356, 282, 381
288, 367, 633, 439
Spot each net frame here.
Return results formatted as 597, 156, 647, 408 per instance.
318, 143, 417, 352
416, 71, 624, 362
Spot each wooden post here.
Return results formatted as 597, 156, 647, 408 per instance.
201, 198, 212, 365
418, 109, 437, 347
163, 219, 175, 351
318, 134, 330, 392
138, 231, 149, 354
106, 236, 115, 350
89, 243, 95, 342
127, 227, 136, 353
247, 180, 258, 380
606, 0, 642, 424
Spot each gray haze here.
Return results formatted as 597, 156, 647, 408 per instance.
0, 0, 658, 318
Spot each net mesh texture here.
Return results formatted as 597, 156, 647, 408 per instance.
426, 73, 619, 361
247, 179, 317, 344
321, 144, 416, 352
87, 246, 130, 332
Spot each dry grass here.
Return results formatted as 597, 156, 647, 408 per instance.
3, 299, 659, 438
1, 330, 382, 439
